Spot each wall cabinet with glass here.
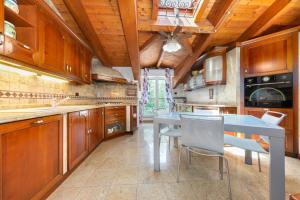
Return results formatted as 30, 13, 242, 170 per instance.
204, 53, 227, 85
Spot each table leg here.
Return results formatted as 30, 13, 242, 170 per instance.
269, 135, 285, 200
154, 122, 160, 171
244, 133, 253, 165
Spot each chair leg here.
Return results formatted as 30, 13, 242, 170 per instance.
219, 157, 223, 180
188, 151, 192, 165
257, 152, 262, 172
168, 136, 171, 152
224, 157, 232, 200
177, 146, 183, 183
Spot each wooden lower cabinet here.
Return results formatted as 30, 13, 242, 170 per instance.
68, 110, 89, 170
88, 108, 104, 151
130, 105, 138, 131
104, 106, 126, 139
244, 107, 295, 155
0, 115, 63, 200
68, 108, 104, 170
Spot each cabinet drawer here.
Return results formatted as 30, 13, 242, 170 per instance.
105, 106, 126, 114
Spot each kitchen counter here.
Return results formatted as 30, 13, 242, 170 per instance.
175, 103, 237, 107
0, 104, 135, 124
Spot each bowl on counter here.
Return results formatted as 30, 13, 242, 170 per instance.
4, 0, 19, 14
4, 20, 17, 39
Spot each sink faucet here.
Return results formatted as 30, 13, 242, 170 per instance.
51, 97, 70, 107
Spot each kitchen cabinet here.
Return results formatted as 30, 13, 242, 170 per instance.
88, 108, 104, 151
105, 106, 126, 139
3, 1, 38, 65
38, 11, 64, 74
0, 115, 63, 200
204, 54, 226, 85
80, 46, 92, 84
130, 105, 137, 131
240, 32, 298, 76
244, 107, 295, 155
68, 110, 89, 170
64, 34, 80, 78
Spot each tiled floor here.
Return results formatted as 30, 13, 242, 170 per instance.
48, 123, 300, 200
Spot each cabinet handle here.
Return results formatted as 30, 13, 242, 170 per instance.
65, 64, 69, 72
17, 42, 30, 50
32, 120, 44, 125
69, 66, 72, 72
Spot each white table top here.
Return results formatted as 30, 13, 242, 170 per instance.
154, 113, 284, 138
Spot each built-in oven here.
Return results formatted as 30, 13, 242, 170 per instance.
244, 73, 293, 108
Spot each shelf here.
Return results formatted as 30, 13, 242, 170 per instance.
5, 6, 34, 27
92, 74, 129, 84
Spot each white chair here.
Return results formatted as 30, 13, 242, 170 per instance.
224, 111, 286, 172
159, 125, 181, 151
177, 114, 232, 200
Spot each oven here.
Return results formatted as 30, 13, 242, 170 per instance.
244, 73, 293, 108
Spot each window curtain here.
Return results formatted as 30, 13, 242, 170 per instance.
139, 68, 150, 122
165, 68, 175, 112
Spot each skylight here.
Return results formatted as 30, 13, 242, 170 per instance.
158, 0, 202, 18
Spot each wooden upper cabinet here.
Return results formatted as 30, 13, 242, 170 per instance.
0, 115, 63, 200
240, 32, 298, 76
80, 48, 92, 84
64, 34, 80, 78
38, 11, 64, 73
3, 2, 38, 65
68, 110, 89, 170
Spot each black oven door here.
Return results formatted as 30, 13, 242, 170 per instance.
245, 86, 292, 108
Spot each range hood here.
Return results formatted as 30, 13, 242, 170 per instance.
91, 59, 128, 84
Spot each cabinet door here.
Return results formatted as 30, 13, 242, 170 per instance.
241, 33, 297, 76
64, 35, 80, 78
68, 111, 89, 170
0, 115, 63, 200
80, 49, 91, 84
131, 105, 137, 131
88, 108, 104, 151
38, 12, 64, 73
204, 55, 226, 85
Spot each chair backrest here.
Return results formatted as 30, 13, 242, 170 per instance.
260, 111, 286, 143
261, 111, 286, 125
180, 114, 224, 154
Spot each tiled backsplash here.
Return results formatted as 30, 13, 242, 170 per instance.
0, 69, 137, 109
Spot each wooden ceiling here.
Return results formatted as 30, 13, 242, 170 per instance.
51, 0, 300, 83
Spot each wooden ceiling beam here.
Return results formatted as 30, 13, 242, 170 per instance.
117, 0, 140, 80
152, 0, 159, 20
63, 0, 110, 66
194, 0, 210, 23
238, 0, 291, 41
173, 0, 239, 88
140, 34, 161, 53
156, 48, 165, 68
207, 0, 239, 30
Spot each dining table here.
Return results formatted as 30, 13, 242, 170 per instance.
153, 112, 285, 200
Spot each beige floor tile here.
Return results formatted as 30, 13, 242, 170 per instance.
106, 184, 137, 200
76, 186, 109, 200
137, 183, 168, 200
47, 187, 81, 200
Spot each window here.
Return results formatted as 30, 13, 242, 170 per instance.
143, 78, 170, 117
158, 0, 203, 18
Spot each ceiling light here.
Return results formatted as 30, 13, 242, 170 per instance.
0, 63, 37, 76
39, 75, 68, 83
163, 39, 182, 53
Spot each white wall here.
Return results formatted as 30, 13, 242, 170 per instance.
178, 48, 240, 106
